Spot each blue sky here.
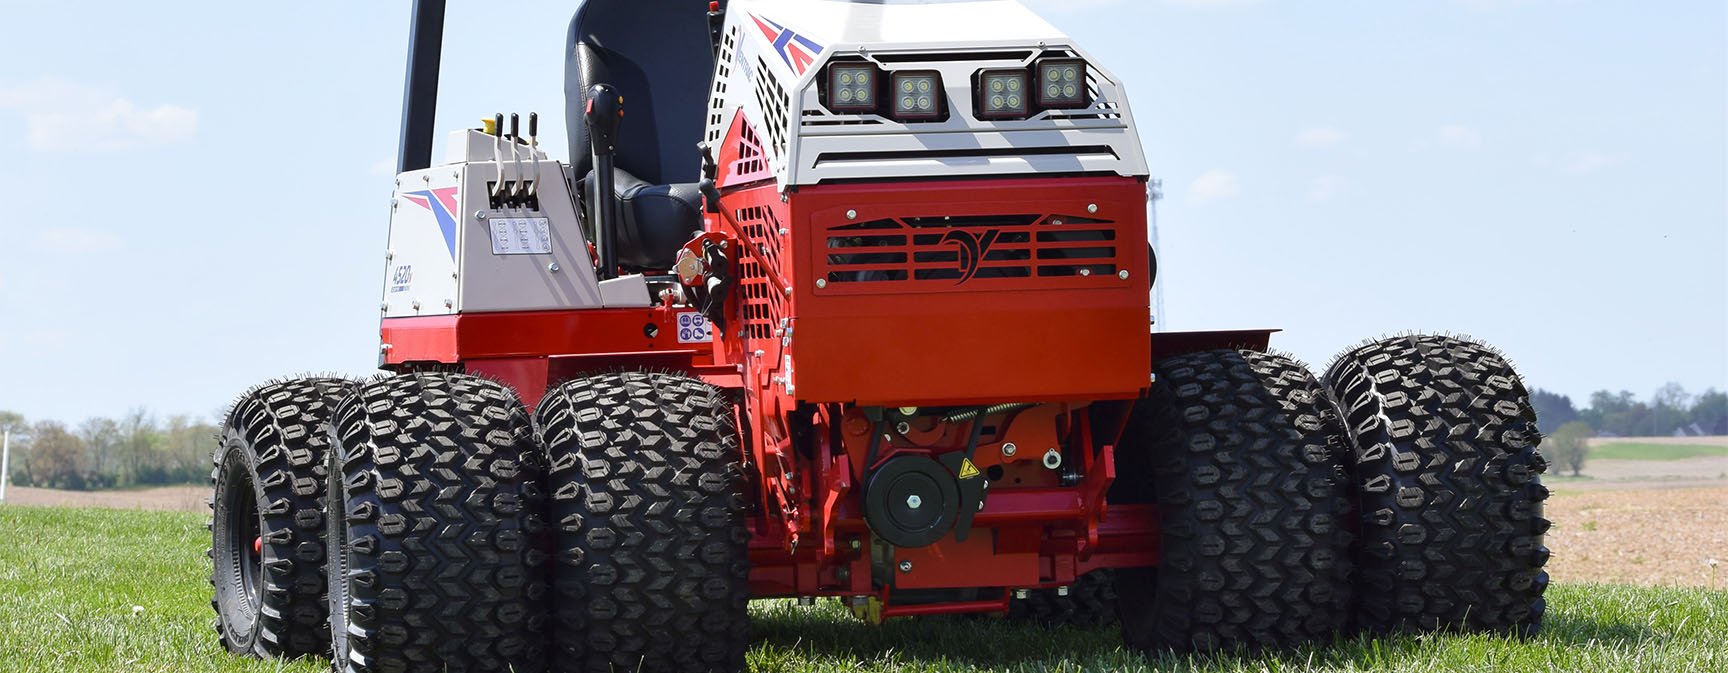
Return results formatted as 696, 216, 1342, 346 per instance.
0, 0, 1722, 423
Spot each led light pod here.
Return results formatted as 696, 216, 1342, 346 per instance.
1035, 57, 1089, 109
891, 70, 944, 121
975, 68, 1030, 120
827, 62, 881, 114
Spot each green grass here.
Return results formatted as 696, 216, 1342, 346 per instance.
2, 506, 1724, 673
1588, 442, 1727, 461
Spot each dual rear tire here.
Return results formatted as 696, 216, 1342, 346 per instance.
325, 373, 549, 673
536, 372, 751, 673
210, 377, 352, 658
323, 371, 750, 673
217, 370, 749, 673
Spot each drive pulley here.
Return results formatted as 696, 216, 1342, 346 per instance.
865, 454, 960, 548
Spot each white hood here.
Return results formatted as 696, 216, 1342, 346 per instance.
734, 0, 1066, 52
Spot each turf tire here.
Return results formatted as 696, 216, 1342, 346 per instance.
1324, 334, 1551, 635
536, 371, 750, 673
1007, 570, 1118, 629
210, 376, 351, 658
1112, 349, 1354, 653
327, 372, 548, 673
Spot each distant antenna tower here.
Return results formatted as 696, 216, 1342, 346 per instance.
1148, 178, 1167, 332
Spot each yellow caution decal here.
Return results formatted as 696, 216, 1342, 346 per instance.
958, 458, 981, 480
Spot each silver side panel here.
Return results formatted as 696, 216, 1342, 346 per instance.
383, 132, 606, 317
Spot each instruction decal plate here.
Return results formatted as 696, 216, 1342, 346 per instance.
489, 217, 552, 255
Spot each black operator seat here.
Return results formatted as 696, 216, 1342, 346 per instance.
565, 0, 721, 272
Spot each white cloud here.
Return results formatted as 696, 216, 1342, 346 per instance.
1560, 151, 1618, 174
34, 227, 122, 253
0, 79, 197, 151
1189, 169, 1242, 203
1294, 127, 1348, 149
1307, 175, 1352, 202
1437, 124, 1482, 147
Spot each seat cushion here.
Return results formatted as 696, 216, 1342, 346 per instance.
585, 168, 704, 271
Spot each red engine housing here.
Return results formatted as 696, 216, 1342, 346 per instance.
378, 147, 1276, 616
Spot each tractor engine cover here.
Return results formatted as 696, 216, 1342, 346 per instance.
865, 454, 960, 549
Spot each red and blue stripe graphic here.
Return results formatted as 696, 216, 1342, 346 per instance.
751, 14, 824, 75
402, 187, 460, 259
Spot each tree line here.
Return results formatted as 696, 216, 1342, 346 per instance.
1, 382, 1722, 491
1530, 384, 1726, 438
0, 409, 219, 491
1531, 383, 1726, 477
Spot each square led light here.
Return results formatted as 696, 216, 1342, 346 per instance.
827, 63, 880, 114
891, 70, 944, 121
1035, 58, 1089, 109
975, 68, 1030, 120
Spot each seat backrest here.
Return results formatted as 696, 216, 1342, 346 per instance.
565, 0, 719, 186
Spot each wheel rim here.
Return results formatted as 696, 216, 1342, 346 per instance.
217, 450, 264, 631
238, 499, 261, 609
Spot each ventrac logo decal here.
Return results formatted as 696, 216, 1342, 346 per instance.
750, 14, 824, 75
402, 186, 459, 259
940, 229, 1002, 284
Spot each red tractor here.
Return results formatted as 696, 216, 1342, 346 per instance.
209, 1, 1551, 672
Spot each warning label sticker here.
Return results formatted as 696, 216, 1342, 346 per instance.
958, 458, 981, 480
676, 312, 713, 344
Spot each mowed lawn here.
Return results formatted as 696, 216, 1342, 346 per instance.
1588, 442, 1728, 461
1, 507, 1724, 673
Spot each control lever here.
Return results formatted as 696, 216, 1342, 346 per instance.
527, 112, 540, 197
508, 113, 524, 202
698, 143, 722, 214
585, 84, 624, 280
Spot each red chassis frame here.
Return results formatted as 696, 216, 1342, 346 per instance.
378, 173, 1276, 616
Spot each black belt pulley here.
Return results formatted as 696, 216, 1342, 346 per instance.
864, 454, 960, 549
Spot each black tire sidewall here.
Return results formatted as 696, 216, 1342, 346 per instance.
212, 432, 269, 657
325, 427, 352, 668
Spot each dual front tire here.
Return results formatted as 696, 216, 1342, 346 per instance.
1111, 349, 1353, 653
1111, 335, 1550, 655
1325, 334, 1551, 636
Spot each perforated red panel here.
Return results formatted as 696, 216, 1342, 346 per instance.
718, 113, 774, 189
821, 213, 1124, 294
736, 204, 788, 341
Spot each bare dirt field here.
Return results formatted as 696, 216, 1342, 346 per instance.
1559, 456, 1728, 490
1545, 486, 1726, 589
2, 485, 207, 512
1588, 436, 1728, 448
